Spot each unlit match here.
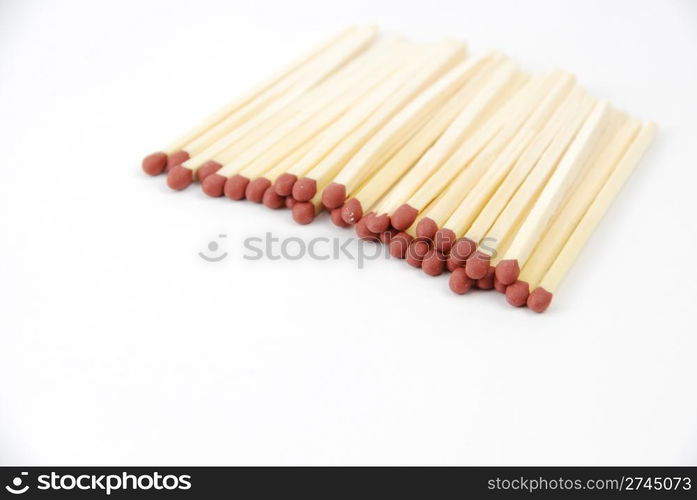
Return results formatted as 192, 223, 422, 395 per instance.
142, 26, 657, 313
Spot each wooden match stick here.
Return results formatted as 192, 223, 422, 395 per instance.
340, 57, 510, 226
287, 40, 469, 204
395, 71, 558, 239
141, 26, 359, 176
388, 73, 547, 233
165, 27, 381, 189
199, 41, 414, 199
217, 44, 426, 201
321, 51, 497, 211
256, 41, 427, 200
366, 59, 521, 232
478, 93, 596, 276
145, 26, 372, 177
527, 122, 657, 312
261, 133, 327, 208
292, 178, 332, 225
197, 44, 407, 191
435, 73, 575, 256
495, 100, 612, 286
505, 112, 636, 306
461, 88, 589, 277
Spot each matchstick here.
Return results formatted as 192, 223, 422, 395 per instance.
461, 87, 589, 278
341, 56, 513, 226
476, 93, 596, 277
225, 58, 414, 201
291, 179, 331, 225
320, 52, 496, 211
286, 40, 469, 204
395, 71, 559, 263
388, 72, 553, 234
198, 42, 413, 198
166, 27, 382, 189
246, 42, 429, 201
272, 41, 421, 199
143, 26, 369, 176
363, 59, 521, 231
433, 73, 575, 260
422, 80, 579, 281
527, 122, 657, 312
505, 112, 636, 306
495, 100, 611, 285
261, 133, 326, 208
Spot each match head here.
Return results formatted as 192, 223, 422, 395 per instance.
465, 250, 491, 280
201, 173, 227, 197
446, 256, 463, 272
355, 216, 379, 241
166, 150, 190, 171
505, 280, 530, 307
166, 164, 194, 191
449, 268, 474, 295
391, 204, 418, 231
421, 249, 445, 276
246, 177, 271, 203
415, 217, 438, 241
224, 175, 250, 201
434, 228, 456, 254
322, 182, 347, 209
331, 207, 349, 227
388, 232, 413, 259
262, 186, 284, 209
405, 239, 429, 268
494, 277, 507, 294
285, 197, 297, 209
142, 151, 167, 176
495, 259, 520, 286
450, 237, 476, 265
379, 229, 397, 245
365, 213, 390, 234
475, 267, 495, 290
341, 198, 363, 224
292, 177, 317, 202
197, 161, 222, 182
292, 202, 315, 225
274, 173, 297, 197
527, 287, 554, 313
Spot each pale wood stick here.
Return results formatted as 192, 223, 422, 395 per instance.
182, 30, 390, 171
217, 42, 423, 180
349, 57, 510, 215
530, 122, 657, 311
331, 52, 496, 196
520, 113, 638, 288
299, 40, 468, 189
375, 59, 520, 215
263, 133, 327, 183
463, 87, 587, 246
442, 74, 576, 236
162, 26, 361, 154
249, 42, 428, 180
404, 72, 559, 231
496, 100, 612, 283
179, 26, 378, 155
482, 94, 596, 260
404, 73, 549, 215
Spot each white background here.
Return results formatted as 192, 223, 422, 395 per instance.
1, 0, 695, 465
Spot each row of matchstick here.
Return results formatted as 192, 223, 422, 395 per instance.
142, 26, 656, 313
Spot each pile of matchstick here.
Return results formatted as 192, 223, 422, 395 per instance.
142, 26, 656, 313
